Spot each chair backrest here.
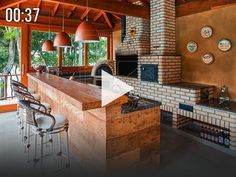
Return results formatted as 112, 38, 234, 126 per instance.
11, 81, 32, 96
14, 89, 39, 103
11, 80, 25, 88
19, 100, 55, 131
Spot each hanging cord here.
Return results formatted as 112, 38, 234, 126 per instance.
62, 0, 65, 31
86, 0, 88, 21
48, 12, 51, 39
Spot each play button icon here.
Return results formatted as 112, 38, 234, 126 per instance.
101, 70, 133, 107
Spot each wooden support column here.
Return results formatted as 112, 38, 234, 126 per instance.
21, 24, 29, 85
58, 47, 63, 69
84, 43, 89, 66
108, 34, 113, 60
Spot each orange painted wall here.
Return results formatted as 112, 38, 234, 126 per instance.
176, 5, 236, 100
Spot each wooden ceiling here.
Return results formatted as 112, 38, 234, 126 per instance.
0, 0, 236, 30
176, 0, 236, 17
0, 0, 149, 31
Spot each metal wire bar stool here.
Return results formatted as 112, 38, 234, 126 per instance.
19, 100, 70, 169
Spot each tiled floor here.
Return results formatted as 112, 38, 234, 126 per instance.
0, 112, 236, 177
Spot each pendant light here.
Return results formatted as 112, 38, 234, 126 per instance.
42, 13, 55, 51
75, 0, 99, 43
54, 0, 71, 47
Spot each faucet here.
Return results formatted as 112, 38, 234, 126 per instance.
217, 85, 231, 107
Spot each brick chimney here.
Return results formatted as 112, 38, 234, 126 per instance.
150, 0, 176, 55
116, 0, 181, 84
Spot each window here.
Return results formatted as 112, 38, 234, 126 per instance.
88, 37, 107, 66
0, 26, 20, 73
31, 31, 58, 67
62, 34, 84, 67
0, 26, 21, 101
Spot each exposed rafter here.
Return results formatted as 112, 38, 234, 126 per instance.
80, 8, 90, 20
67, 6, 76, 18
112, 13, 121, 20
42, 0, 150, 19
37, 0, 42, 8
94, 11, 103, 21
102, 12, 112, 28
51, 3, 60, 16
0, 0, 28, 11
0, 12, 112, 31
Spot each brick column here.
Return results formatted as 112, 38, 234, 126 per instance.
150, 0, 176, 55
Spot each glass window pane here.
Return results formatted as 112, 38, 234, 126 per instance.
62, 34, 84, 67
0, 26, 20, 74
31, 31, 58, 67
88, 37, 107, 66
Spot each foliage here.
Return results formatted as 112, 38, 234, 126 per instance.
62, 34, 84, 66
88, 37, 107, 65
0, 26, 20, 73
31, 31, 58, 67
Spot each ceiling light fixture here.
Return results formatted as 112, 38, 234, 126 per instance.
75, 0, 99, 43
42, 13, 55, 51
54, 0, 71, 47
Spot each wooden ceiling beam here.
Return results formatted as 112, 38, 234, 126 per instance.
37, 0, 42, 8
51, 3, 60, 16
102, 12, 112, 28
0, 0, 28, 11
0, 12, 112, 31
112, 13, 121, 20
42, 0, 149, 19
67, 6, 76, 18
176, 0, 236, 17
94, 11, 103, 21
80, 8, 90, 20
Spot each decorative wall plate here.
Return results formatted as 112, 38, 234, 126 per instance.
129, 26, 136, 37
201, 26, 213, 39
187, 41, 198, 53
218, 38, 232, 52
202, 53, 214, 65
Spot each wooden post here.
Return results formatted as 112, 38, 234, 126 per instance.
58, 47, 63, 69
109, 34, 113, 60
21, 24, 29, 85
84, 43, 88, 66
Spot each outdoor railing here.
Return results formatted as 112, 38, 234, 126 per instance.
0, 73, 20, 100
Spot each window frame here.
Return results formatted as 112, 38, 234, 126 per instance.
28, 25, 113, 71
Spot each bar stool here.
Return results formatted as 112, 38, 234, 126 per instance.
11, 80, 41, 126
14, 89, 52, 147
19, 100, 70, 169
11, 79, 36, 94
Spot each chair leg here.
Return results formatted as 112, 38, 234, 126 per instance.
27, 125, 30, 148
40, 134, 44, 170
65, 130, 70, 167
57, 133, 62, 156
34, 134, 38, 163
23, 123, 27, 143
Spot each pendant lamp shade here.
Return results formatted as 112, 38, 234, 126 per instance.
54, 32, 71, 47
75, 21, 99, 43
42, 40, 55, 51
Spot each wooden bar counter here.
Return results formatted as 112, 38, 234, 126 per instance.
28, 73, 161, 174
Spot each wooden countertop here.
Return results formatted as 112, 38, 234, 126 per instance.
28, 73, 102, 111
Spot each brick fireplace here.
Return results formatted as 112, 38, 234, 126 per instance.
115, 0, 236, 151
